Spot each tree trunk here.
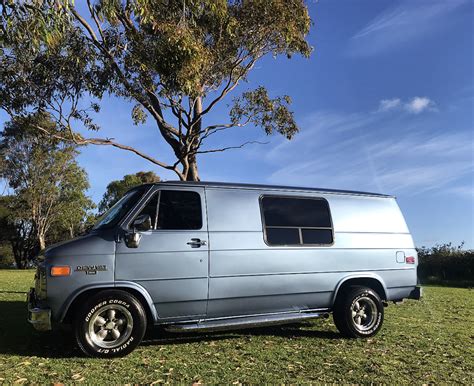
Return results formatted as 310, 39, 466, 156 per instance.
185, 96, 202, 182
38, 233, 46, 251
11, 243, 25, 269
187, 158, 200, 181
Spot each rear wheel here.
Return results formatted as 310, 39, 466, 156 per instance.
74, 290, 147, 357
333, 286, 384, 338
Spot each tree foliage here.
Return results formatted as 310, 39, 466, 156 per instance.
417, 242, 474, 286
0, 113, 95, 254
0, 195, 38, 268
1, 0, 312, 181
98, 171, 160, 213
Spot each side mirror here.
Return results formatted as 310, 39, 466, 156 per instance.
124, 231, 142, 249
124, 214, 152, 248
132, 214, 152, 232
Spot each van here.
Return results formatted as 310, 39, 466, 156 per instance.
28, 181, 422, 357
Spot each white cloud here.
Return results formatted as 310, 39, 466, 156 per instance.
377, 96, 437, 114
378, 98, 401, 112
405, 97, 436, 114
348, 0, 468, 56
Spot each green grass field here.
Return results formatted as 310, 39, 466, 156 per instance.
0, 270, 472, 383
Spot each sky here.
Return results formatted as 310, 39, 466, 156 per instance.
2, 0, 473, 248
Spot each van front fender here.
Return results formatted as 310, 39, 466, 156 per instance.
59, 281, 158, 323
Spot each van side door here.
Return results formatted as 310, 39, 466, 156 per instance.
206, 190, 334, 318
115, 186, 209, 320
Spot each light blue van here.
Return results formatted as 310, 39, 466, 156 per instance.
28, 181, 422, 357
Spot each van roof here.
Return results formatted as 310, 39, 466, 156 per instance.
152, 181, 393, 198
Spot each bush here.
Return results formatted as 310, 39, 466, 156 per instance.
417, 243, 474, 287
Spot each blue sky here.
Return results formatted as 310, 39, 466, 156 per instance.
2, 0, 473, 248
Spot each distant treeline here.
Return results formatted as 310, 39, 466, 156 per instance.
417, 243, 473, 287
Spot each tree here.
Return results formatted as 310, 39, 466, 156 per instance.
99, 171, 160, 213
1, 0, 312, 181
0, 113, 95, 251
0, 195, 38, 269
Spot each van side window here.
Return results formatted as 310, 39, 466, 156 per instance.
134, 190, 202, 230
135, 192, 160, 229
157, 190, 202, 230
260, 196, 333, 246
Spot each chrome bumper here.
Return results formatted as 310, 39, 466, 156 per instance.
27, 288, 52, 331
408, 286, 423, 300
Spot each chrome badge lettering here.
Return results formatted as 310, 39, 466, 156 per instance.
75, 265, 107, 275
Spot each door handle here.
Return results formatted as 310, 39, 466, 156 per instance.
187, 238, 207, 248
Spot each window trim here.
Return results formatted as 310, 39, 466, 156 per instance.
118, 185, 155, 230
153, 190, 161, 230
259, 194, 335, 247
125, 187, 204, 232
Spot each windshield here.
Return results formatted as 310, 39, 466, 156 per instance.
93, 186, 148, 230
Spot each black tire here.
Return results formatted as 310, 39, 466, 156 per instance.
333, 286, 384, 338
74, 290, 147, 357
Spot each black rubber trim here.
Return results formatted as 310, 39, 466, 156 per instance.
408, 286, 423, 300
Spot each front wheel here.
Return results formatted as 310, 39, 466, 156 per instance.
74, 290, 147, 357
333, 286, 384, 338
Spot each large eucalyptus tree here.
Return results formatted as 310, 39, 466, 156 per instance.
1, 0, 312, 180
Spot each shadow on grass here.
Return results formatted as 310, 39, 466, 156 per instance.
142, 323, 341, 347
0, 300, 340, 358
0, 300, 80, 358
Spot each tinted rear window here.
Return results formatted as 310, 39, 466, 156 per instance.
261, 196, 333, 246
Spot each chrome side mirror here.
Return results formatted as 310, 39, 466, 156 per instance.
124, 214, 151, 248
124, 231, 142, 249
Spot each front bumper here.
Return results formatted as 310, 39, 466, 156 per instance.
27, 288, 52, 331
408, 286, 423, 300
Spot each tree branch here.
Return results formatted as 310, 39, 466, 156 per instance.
71, 6, 183, 157
86, 0, 107, 43
194, 140, 268, 154
198, 55, 259, 120
33, 124, 182, 176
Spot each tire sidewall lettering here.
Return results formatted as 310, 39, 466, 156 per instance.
85, 301, 107, 322
95, 336, 135, 354
108, 299, 130, 308
85, 299, 131, 322
110, 336, 134, 353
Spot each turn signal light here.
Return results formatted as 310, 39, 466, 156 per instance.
406, 256, 415, 264
51, 266, 71, 277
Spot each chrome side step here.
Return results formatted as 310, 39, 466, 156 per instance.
164, 311, 330, 333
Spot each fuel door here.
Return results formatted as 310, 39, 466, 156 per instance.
396, 251, 405, 263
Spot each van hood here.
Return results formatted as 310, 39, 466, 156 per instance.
44, 231, 116, 258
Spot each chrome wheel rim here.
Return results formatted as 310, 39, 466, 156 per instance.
88, 304, 133, 348
351, 296, 378, 331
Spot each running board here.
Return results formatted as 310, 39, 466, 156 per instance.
164, 311, 330, 333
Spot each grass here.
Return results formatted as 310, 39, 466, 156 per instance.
0, 270, 473, 384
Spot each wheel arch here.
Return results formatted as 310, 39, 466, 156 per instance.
332, 274, 387, 306
60, 282, 158, 325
